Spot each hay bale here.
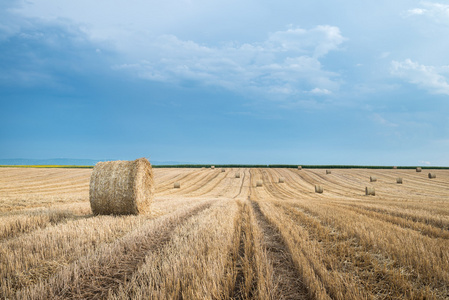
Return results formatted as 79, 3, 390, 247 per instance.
235, 173, 240, 178
428, 173, 436, 179
326, 170, 332, 174
174, 182, 180, 188
315, 185, 323, 193
256, 180, 263, 187
416, 167, 422, 172
396, 178, 403, 184
89, 158, 154, 215
279, 177, 285, 183
211, 166, 215, 169
221, 168, 226, 172
393, 166, 397, 169
365, 187, 375, 196
298, 166, 302, 170
370, 176, 377, 182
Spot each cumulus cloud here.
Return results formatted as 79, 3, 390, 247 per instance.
391, 59, 449, 95
116, 26, 345, 98
404, 2, 449, 23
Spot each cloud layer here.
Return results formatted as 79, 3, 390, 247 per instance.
391, 59, 449, 95
115, 26, 345, 98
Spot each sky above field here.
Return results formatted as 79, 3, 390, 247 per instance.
1, 0, 449, 165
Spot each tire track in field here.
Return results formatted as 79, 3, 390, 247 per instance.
334, 202, 449, 230
250, 201, 310, 299
329, 202, 449, 239
36, 202, 213, 300
155, 169, 204, 194
159, 169, 223, 196
273, 201, 440, 299
232, 169, 247, 199
185, 170, 231, 198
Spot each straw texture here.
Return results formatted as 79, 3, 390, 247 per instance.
89, 158, 154, 215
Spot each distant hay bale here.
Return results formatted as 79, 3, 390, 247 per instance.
428, 173, 436, 179
279, 177, 285, 183
315, 185, 323, 193
393, 166, 397, 169
211, 166, 215, 169
365, 187, 375, 196
89, 158, 154, 215
370, 176, 377, 182
174, 182, 180, 188
396, 178, 403, 184
416, 167, 422, 172
256, 180, 263, 187
221, 168, 226, 172
326, 170, 332, 174
235, 173, 240, 178
298, 166, 302, 170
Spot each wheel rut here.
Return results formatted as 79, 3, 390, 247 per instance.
251, 201, 310, 300
52, 202, 213, 300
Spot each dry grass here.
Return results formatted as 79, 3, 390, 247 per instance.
1, 167, 448, 299
89, 158, 154, 215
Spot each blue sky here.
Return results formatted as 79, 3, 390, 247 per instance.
1, 0, 448, 165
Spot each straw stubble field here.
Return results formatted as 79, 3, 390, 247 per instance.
0, 167, 448, 299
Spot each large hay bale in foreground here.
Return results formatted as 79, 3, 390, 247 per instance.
428, 173, 436, 179
221, 168, 226, 172
396, 178, 403, 184
315, 185, 323, 193
235, 173, 240, 178
298, 166, 302, 170
174, 182, 181, 188
89, 158, 154, 215
416, 167, 422, 172
211, 166, 215, 169
256, 180, 263, 187
279, 177, 285, 183
393, 166, 397, 169
365, 187, 375, 196
370, 176, 377, 182
326, 170, 332, 175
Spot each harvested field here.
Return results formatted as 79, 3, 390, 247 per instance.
1, 167, 449, 299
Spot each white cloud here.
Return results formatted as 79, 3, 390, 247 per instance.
405, 2, 449, 23
310, 88, 331, 95
391, 59, 449, 95
116, 26, 344, 98
406, 8, 427, 16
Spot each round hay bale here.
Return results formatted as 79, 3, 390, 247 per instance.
428, 173, 436, 179
174, 182, 181, 188
396, 178, 403, 184
211, 166, 215, 169
393, 166, 397, 169
89, 158, 154, 215
298, 166, 302, 170
315, 185, 323, 193
326, 170, 332, 175
256, 180, 263, 187
370, 176, 377, 182
235, 173, 240, 178
365, 187, 375, 196
279, 177, 285, 183
221, 168, 226, 172
416, 167, 422, 172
